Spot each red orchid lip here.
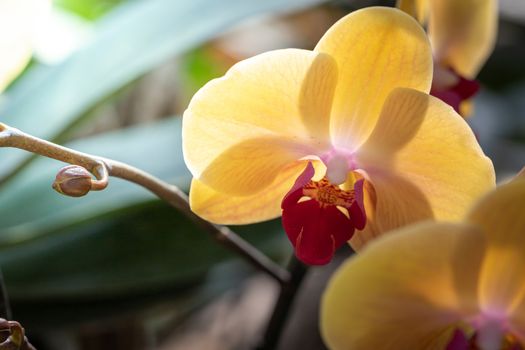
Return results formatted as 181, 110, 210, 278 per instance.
281, 162, 366, 265
430, 69, 480, 115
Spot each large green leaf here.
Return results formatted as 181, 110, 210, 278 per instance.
3, 203, 288, 326
1, 202, 287, 301
12, 259, 259, 328
0, 0, 327, 181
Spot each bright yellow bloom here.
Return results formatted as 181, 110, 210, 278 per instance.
0, 0, 49, 92
321, 178, 525, 350
182, 7, 495, 265
398, 0, 498, 116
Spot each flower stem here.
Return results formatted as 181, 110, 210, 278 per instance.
257, 255, 308, 350
0, 123, 290, 285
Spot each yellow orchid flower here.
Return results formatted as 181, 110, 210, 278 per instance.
0, 0, 49, 92
398, 0, 498, 116
182, 7, 495, 265
321, 178, 525, 350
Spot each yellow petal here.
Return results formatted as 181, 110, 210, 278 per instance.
397, 0, 429, 23
183, 48, 337, 188
349, 171, 433, 250
322, 222, 485, 350
189, 161, 308, 224
355, 88, 494, 248
197, 136, 317, 196
429, 0, 497, 78
0, 0, 49, 92
314, 7, 432, 150
466, 179, 525, 315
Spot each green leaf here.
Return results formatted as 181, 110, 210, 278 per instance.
11, 259, 258, 327
4, 205, 288, 326
1, 202, 287, 301
0, 0, 327, 181
54, 0, 125, 21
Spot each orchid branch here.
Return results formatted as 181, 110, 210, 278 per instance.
257, 255, 308, 350
0, 122, 290, 285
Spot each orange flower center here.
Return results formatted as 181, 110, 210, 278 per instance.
302, 178, 356, 209
280, 162, 366, 265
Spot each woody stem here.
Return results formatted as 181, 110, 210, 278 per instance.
257, 255, 308, 350
0, 122, 290, 285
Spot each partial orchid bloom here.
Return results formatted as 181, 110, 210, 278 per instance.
398, 0, 498, 116
321, 178, 525, 350
0, 0, 50, 92
182, 7, 495, 265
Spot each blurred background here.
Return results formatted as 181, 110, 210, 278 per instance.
0, 0, 524, 349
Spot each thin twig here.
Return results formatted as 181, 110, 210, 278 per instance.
257, 255, 308, 350
0, 123, 290, 285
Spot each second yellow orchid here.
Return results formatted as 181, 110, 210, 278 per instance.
0, 0, 50, 92
321, 178, 525, 350
398, 0, 498, 116
182, 7, 495, 265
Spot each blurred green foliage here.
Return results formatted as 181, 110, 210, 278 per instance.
55, 0, 125, 20
0, 0, 327, 333
179, 48, 230, 105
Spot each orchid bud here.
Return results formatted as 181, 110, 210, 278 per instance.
52, 165, 93, 197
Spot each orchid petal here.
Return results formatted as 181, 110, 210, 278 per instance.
322, 222, 485, 350
314, 7, 432, 150
445, 329, 470, 350
349, 178, 366, 230
189, 161, 310, 224
283, 199, 353, 265
397, 0, 429, 22
197, 136, 315, 196
281, 162, 316, 209
281, 166, 365, 265
349, 171, 433, 250
429, 0, 497, 78
354, 88, 494, 248
183, 48, 337, 186
0, 0, 49, 92
466, 179, 525, 316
